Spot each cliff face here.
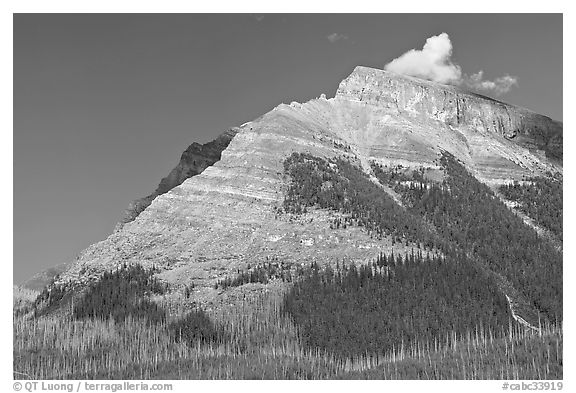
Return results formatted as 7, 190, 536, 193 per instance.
316, 66, 562, 184
337, 66, 562, 161
55, 66, 562, 309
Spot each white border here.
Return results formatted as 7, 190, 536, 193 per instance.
4, 3, 571, 392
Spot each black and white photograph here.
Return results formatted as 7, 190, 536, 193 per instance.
9, 6, 567, 388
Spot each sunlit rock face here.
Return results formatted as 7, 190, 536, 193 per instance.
333, 66, 561, 183
57, 66, 562, 304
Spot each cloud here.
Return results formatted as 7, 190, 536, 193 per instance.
465, 71, 518, 96
327, 33, 350, 44
384, 33, 462, 84
384, 33, 518, 96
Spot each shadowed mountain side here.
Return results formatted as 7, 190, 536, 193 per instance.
118, 128, 239, 227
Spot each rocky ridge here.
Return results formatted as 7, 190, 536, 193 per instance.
119, 128, 238, 227
338, 67, 562, 159
332, 66, 561, 183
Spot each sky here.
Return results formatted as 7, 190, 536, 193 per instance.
13, 14, 562, 283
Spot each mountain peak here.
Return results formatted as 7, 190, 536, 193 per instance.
335, 65, 562, 162
348, 65, 448, 86
339, 65, 498, 104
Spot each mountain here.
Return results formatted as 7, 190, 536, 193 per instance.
24, 66, 563, 293
55, 65, 561, 285
20, 262, 69, 291
18, 65, 563, 380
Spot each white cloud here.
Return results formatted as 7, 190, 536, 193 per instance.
465, 71, 518, 96
384, 33, 462, 84
327, 33, 350, 44
384, 33, 518, 96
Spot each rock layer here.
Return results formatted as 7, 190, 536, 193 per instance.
337, 66, 562, 161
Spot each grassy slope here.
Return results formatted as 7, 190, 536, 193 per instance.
14, 309, 561, 379
13, 286, 39, 317
339, 326, 562, 380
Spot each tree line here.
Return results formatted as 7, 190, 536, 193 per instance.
71, 264, 167, 324
282, 153, 438, 250
283, 252, 511, 358
499, 175, 562, 238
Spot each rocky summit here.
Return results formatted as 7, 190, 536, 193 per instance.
55, 66, 562, 310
